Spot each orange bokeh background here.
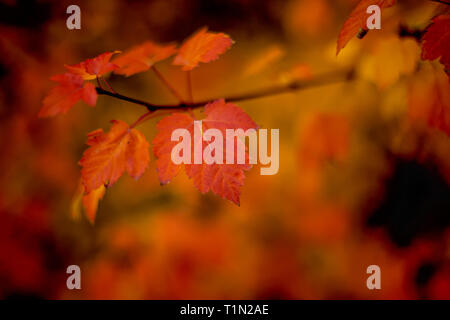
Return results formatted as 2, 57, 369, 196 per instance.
1, 0, 450, 299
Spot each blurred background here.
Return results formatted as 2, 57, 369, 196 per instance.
1, 0, 450, 299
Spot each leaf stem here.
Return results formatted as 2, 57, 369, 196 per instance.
102, 77, 117, 94
130, 110, 153, 128
131, 109, 179, 128
187, 70, 194, 103
96, 76, 104, 90
151, 66, 185, 102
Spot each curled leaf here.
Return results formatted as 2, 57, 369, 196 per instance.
82, 185, 106, 224
71, 182, 106, 224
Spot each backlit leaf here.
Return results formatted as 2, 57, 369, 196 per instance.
153, 99, 257, 205
113, 41, 177, 77
173, 27, 233, 71
65, 51, 120, 80
38, 73, 97, 117
80, 120, 150, 193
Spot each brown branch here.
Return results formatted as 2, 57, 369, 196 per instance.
398, 25, 425, 41
429, 0, 450, 5
96, 68, 354, 112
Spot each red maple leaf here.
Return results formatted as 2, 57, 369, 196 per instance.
173, 27, 234, 71
113, 41, 177, 77
421, 14, 450, 75
80, 120, 150, 193
38, 73, 97, 117
153, 99, 258, 205
336, 0, 396, 55
65, 51, 120, 80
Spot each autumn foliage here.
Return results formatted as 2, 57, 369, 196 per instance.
38, 1, 450, 222
153, 99, 258, 205
39, 27, 257, 221
2, 0, 450, 300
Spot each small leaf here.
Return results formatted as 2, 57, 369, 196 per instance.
173, 27, 233, 71
336, 0, 396, 55
38, 73, 97, 117
81, 120, 150, 193
65, 51, 120, 80
113, 41, 177, 77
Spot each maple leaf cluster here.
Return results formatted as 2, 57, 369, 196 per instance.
40, 28, 244, 222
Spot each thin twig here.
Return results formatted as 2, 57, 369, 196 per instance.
96, 68, 354, 112
96, 76, 104, 90
130, 110, 153, 128
131, 109, 180, 128
429, 0, 450, 5
151, 66, 185, 102
102, 77, 117, 94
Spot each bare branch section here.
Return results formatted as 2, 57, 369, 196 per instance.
96, 68, 355, 111
429, 0, 450, 5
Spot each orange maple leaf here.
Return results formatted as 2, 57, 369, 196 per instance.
421, 14, 450, 75
65, 51, 120, 80
38, 73, 97, 117
113, 41, 177, 77
173, 27, 234, 71
336, 0, 396, 55
153, 99, 258, 205
80, 120, 150, 193
409, 65, 450, 135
